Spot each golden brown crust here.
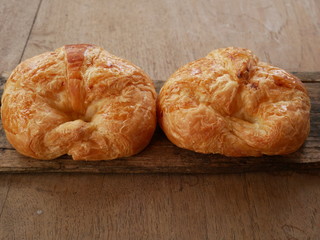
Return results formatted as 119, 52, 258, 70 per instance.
158, 47, 310, 156
65, 44, 89, 114
1, 44, 157, 160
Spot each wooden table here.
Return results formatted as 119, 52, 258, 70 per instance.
0, 0, 319, 238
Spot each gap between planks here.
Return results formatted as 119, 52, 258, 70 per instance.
18, 0, 44, 64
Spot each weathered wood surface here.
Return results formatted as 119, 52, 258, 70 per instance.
0, 0, 41, 75
0, 80, 319, 173
17, 0, 320, 81
0, 172, 319, 239
1, 0, 320, 239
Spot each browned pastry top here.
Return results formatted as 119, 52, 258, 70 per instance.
158, 47, 310, 156
1, 44, 157, 160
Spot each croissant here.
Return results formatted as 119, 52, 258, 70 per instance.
158, 47, 310, 156
1, 44, 157, 160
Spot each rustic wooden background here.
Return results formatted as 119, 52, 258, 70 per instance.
0, 0, 320, 238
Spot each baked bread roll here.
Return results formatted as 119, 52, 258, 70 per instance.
158, 47, 310, 156
1, 44, 156, 160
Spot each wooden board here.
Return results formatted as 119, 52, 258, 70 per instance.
0, 75, 319, 173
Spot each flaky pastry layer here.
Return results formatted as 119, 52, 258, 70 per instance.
2, 44, 156, 160
158, 47, 310, 156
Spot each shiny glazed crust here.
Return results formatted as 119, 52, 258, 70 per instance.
1, 44, 157, 160
158, 47, 310, 156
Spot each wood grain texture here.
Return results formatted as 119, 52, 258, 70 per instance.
0, 81, 319, 173
20, 0, 320, 81
0, 0, 41, 77
0, 172, 319, 239
0, 0, 320, 239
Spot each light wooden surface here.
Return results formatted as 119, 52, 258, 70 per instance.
0, 172, 320, 239
0, 0, 41, 75
0, 0, 320, 239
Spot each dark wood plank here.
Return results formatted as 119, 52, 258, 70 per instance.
1, 71, 318, 98
0, 81, 318, 173
1, 75, 317, 149
0, 129, 319, 173
291, 72, 320, 83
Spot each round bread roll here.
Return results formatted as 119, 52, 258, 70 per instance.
158, 47, 310, 156
1, 44, 156, 160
